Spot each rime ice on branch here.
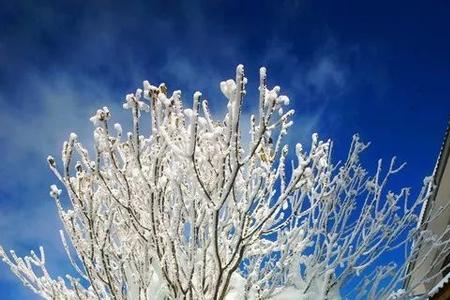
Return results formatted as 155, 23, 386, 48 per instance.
1, 65, 449, 300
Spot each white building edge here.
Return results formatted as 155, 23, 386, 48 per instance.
405, 117, 450, 299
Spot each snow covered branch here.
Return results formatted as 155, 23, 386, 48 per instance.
1, 65, 447, 300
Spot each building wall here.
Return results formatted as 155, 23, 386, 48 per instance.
408, 141, 450, 295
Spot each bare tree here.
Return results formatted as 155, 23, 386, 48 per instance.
1, 65, 448, 299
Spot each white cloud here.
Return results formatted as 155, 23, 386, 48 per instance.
306, 56, 346, 94
0, 70, 126, 186
161, 53, 223, 96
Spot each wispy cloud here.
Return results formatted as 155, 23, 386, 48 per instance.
0, 70, 122, 186
261, 37, 351, 145
305, 56, 346, 95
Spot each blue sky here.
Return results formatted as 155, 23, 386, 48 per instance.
0, 0, 449, 298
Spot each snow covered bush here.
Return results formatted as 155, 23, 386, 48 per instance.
1, 65, 449, 299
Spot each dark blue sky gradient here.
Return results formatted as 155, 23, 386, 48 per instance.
0, 1, 449, 298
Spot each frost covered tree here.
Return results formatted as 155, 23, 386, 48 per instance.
1, 65, 449, 300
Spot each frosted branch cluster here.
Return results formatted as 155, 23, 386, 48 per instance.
1, 65, 449, 300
